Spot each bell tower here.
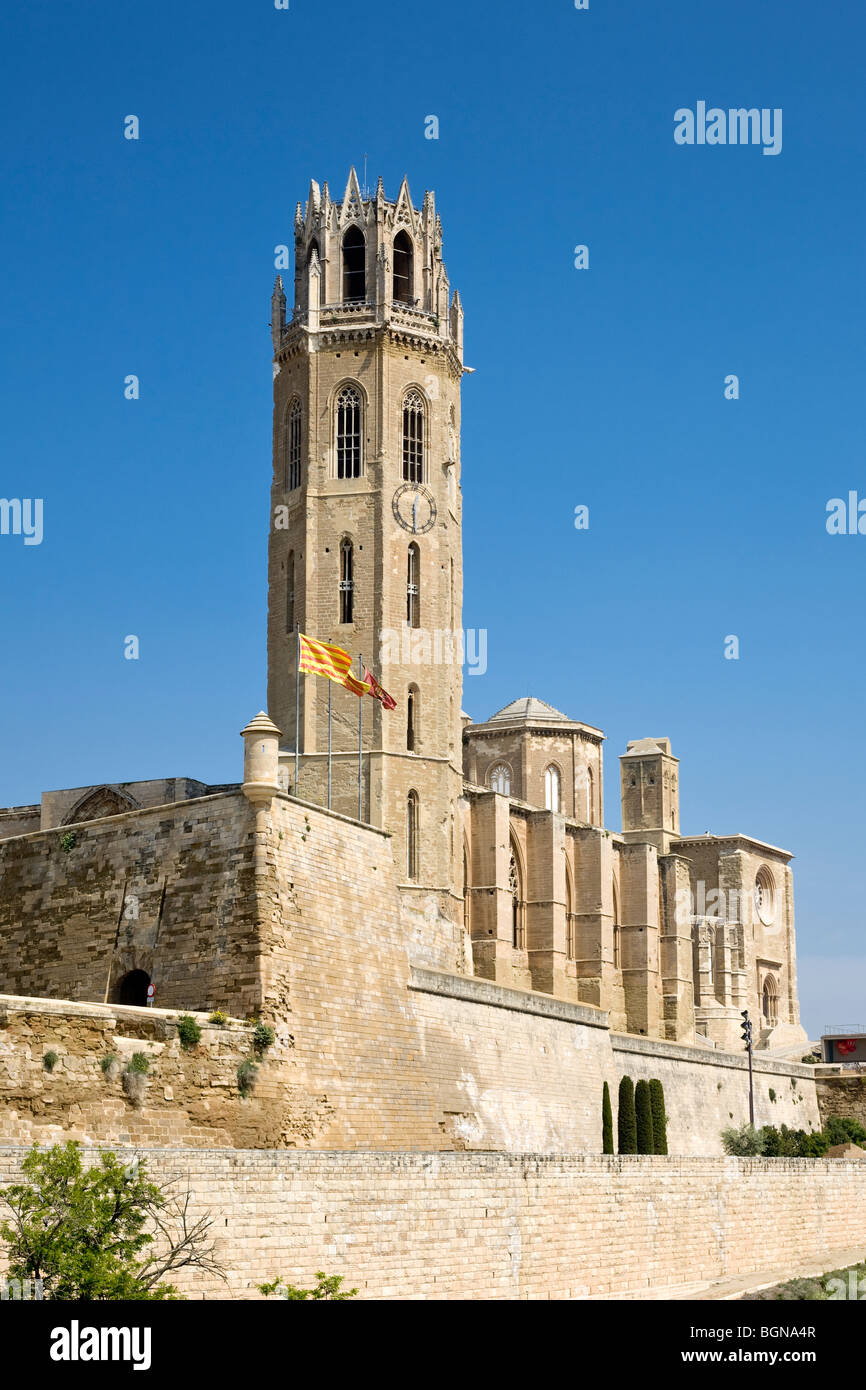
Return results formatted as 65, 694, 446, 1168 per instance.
267, 170, 466, 928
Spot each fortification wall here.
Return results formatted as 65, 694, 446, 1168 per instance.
0, 793, 823, 1156
2, 1146, 864, 1300
0, 793, 260, 1017
815, 1069, 866, 1129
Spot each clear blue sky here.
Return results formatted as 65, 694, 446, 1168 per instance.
1, 1, 863, 1038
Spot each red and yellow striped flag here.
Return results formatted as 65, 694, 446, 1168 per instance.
298, 633, 369, 697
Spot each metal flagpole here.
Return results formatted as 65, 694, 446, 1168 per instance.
327, 677, 333, 810
358, 653, 363, 822
294, 630, 300, 797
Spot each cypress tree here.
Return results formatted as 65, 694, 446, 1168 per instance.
617, 1076, 637, 1154
649, 1078, 668, 1155
602, 1081, 614, 1154
635, 1079, 655, 1154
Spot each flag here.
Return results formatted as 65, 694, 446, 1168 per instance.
298, 634, 369, 697
363, 666, 396, 710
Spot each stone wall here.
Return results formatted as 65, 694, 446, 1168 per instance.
0, 997, 308, 1149
816, 1070, 866, 1129
0, 792, 261, 1018
2, 1146, 864, 1300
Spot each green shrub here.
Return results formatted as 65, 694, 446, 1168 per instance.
43, 1051, 58, 1073
237, 1060, 258, 1097
762, 1125, 782, 1156
602, 1081, 614, 1154
100, 1053, 117, 1075
252, 1022, 276, 1054
721, 1123, 765, 1156
649, 1079, 667, 1155
617, 1077, 637, 1154
768, 1088, 777, 1103
825, 1116, 866, 1147
635, 1080, 654, 1154
177, 1015, 202, 1051
127, 1053, 150, 1075
208, 1011, 228, 1026
258, 1271, 358, 1300
59, 831, 77, 853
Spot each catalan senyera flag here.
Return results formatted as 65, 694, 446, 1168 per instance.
298, 634, 369, 697
363, 666, 396, 711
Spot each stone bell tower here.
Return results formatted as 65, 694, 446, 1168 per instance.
267, 169, 466, 927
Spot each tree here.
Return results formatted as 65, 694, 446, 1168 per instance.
259, 1272, 358, 1300
721, 1123, 765, 1156
0, 1142, 224, 1300
649, 1078, 668, 1155
602, 1081, 614, 1154
617, 1076, 637, 1154
635, 1080, 655, 1154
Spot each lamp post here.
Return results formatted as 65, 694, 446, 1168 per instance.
741, 1009, 755, 1126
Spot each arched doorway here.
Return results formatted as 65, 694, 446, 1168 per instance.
116, 970, 150, 1006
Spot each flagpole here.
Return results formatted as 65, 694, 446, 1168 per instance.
327, 677, 333, 810
358, 653, 363, 822
294, 629, 300, 797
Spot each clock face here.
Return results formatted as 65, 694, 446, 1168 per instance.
392, 483, 437, 535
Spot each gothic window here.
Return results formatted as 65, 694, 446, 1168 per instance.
510, 842, 525, 950
762, 974, 779, 1024
339, 538, 354, 624
286, 550, 295, 632
566, 864, 576, 961
613, 878, 621, 969
407, 543, 420, 627
393, 230, 414, 304
286, 398, 302, 490
63, 786, 138, 824
754, 867, 776, 926
342, 226, 366, 302
306, 239, 324, 304
488, 763, 511, 795
336, 385, 362, 478
463, 841, 471, 935
544, 765, 561, 813
402, 389, 425, 483
587, 765, 595, 822
407, 791, 419, 880
407, 685, 418, 752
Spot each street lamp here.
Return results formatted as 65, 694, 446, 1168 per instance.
741, 1009, 755, 1126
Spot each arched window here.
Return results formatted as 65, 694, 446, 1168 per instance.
407, 543, 420, 627
762, 975, 778, 1024
463, 841, 471, 934
393, 230, 414, 304
510, 842, 525, 950
754, 866, 776, 926
613, 878, 621, 968
488, 764, 511, 795
286, 398, 302, 491
565, 863, 576, 961
336, 385, 362, 478
407, 685, 418, 752
407, 791, 419, 880
286, 550, 295, 633
402, 389, 425, 483
587, 765, 595, 823
339, 538, 354, 624
342, 225, 366, 302
544, 765, 561, 813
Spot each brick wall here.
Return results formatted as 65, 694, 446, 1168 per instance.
1, 1146, 863, 1299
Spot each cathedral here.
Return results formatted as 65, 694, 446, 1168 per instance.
0, 171, 806, 1061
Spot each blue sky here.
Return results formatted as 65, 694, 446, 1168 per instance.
1, 0, 863, 1037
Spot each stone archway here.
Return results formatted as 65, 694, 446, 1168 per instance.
63, 785, 139, 825
114, 969, 151, 1007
